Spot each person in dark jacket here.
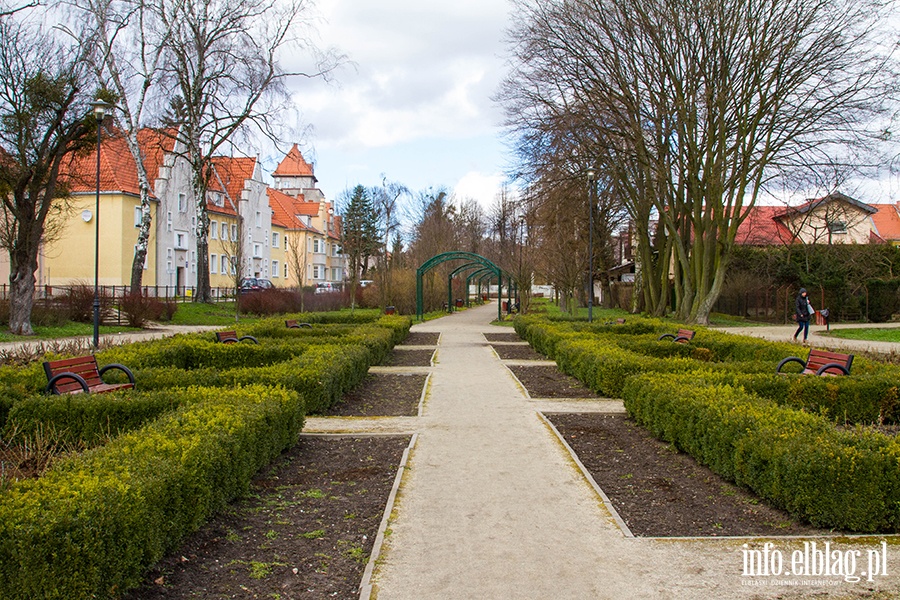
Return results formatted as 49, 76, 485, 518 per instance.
793, 288, 814, 343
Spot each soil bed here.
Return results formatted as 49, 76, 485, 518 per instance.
380, 348, 434, 367
547, 413, 829, 537
491, 343, 547, 361
508, 365, 600, 398
484, 332, 521, 342
403, 332, 440, 345
327, 373, 427, 416
124, 435, 410, 599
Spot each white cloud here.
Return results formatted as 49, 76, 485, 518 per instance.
453, 171, 506, 209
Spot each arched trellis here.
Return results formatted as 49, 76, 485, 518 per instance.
448, 262, 488, 310
416, 251, 505, 321
466, 267, 496, 307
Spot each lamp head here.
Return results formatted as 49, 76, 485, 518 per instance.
91, 100, 112, 121
587, 169, 595, 182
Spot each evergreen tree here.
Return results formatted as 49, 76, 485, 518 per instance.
341, 185, 379, 305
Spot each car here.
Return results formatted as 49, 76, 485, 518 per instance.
315, 282, 339, 294
239, 277, 274, 293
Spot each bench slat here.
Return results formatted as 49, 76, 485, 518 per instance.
44, 355, 135, 394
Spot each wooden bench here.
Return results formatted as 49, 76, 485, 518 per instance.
776, 348, 854, 376
215, 330, 259, 344
658, 328, 695, 343
605, 318, 626, 325
43, 355, 135, 395
285, 320, 312, 329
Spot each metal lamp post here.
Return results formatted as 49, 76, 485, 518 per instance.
587, 169, 595, 323
91, 101, 111, 351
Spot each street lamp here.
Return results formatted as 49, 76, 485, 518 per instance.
91, 101, 112, 351
587, 168, 595, 323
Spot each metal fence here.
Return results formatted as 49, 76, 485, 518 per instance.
0, 285, 238, 303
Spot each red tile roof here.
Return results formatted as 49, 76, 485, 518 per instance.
209, 156, 257, 216
869, 204, 900, 242
273, 144, 316, 179
268, 188, 319, 233
62, 131, 143, 196
734, 205, 796, 245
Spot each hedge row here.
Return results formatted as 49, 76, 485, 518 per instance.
514, 315, 897, 424
624, 373, 900, 532
0, 385, 304, 599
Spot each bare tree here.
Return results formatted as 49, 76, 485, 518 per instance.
72, 0, 168, 293
156, 0, 338, 303
369, 176, 408, 308
502, 0, 896, 323
0, 14, 94, 335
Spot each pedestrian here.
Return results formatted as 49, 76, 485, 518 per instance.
793, 288, 815, 344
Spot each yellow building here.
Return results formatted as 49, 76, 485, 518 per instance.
42, 132, 158, 288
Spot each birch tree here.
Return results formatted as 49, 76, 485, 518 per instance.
156, 0, 337, 302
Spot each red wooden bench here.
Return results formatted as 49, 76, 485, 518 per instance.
777, 348, 854, 376
658, 329, 695, 343
43, 355, 135, 395
215, 330, 259, 344
285, 320, 312, 329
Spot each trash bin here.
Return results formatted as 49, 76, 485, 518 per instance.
455, 299, 464, 308
385, 306, 395, 315
502, 301, 508, 312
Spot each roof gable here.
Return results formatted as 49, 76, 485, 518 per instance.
273, 144, 316, 179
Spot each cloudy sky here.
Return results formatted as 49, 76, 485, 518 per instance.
274, 0, 515, 208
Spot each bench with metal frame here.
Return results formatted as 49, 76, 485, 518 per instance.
776, 348, 854, 376
657, 328, 696, 343
43, 355, 135, 395
215, 330, 259, 344
285, 320, 312, 329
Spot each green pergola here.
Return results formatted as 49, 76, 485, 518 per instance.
416, 251, 507, 321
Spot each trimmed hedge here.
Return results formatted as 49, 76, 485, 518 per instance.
0, 385, 304, 599
624, 373, 900, 532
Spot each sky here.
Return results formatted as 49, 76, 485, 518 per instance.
269, 0, 515, 210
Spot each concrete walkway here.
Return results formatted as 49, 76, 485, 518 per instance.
713, 321, 900, 355
348, 303, 900, 599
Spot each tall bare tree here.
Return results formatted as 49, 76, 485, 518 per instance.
0, 14, 94, 335
156, 0, 338, 302
369, 176, 408, 308
502, 0, 896, 323
72, 0, 168, 293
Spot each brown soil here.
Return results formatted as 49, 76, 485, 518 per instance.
508, 365, 601, 398
546, 413, 830, 537
124, 435, 410, 599
380, 348, 434, 367
403, 332, 440, 345
483, 332, 521, 342
327, 373, 427, 417
491, 343, 547, 361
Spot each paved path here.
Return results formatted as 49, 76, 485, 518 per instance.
347, 304, 900, 599
712, 321, 900, 355
0, 324, 220, 355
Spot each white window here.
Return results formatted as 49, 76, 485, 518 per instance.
134, 206, 142, 228
166, 211, 173, 232
210, 254, 218, 273
166, 260, 172, 274
272, 232, 279, 248
253, 243, 262, 258
221, 222, 228, 240
313, 238, 322, 253
166, 248, 173, 259
231, 224, 237, 240
264, 230, 269, 247
231, 256, 237, 275
828, 221, 848, 234
178, 193, 187, 212
272, 260, 279, 278
255, 211, 262, 227
332, 267, 341, 281
284, 263, 288, 278
284, 234, 289, 248
221, 255, 229, 274
312, 265, 322, 280
191, 216, 196, 230
175, 232, 187, 249
333, 244, 341, 256
211, 220, 218, 239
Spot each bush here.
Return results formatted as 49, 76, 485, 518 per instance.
61, 282, 113, 324
0, 385, 304, 599
118, 293, 171, 327
623, 373, 900, 532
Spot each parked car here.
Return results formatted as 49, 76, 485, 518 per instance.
239, 277, 274, 293
315, 282, 339, 294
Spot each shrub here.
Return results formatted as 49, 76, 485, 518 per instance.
0, 385, 304, 599
623, 373, 900, 532
61, 282, 113, 324
118, 293, 169, 327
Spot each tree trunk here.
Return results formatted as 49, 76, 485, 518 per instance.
8, 262, 36, 336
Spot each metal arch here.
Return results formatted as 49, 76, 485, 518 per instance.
416, 251, 503, 321
447, 262, 488, 311
466, 267, 495, 307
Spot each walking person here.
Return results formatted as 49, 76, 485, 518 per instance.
793, 288, 814, 344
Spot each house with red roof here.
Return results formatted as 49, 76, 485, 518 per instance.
269, 145, 344, 287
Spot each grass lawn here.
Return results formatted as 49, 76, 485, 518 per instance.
822, 327, 900, 343
0, 323, 140, 343
166, 301, 254, 326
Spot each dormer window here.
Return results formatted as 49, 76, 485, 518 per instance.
827, 220, 847, 234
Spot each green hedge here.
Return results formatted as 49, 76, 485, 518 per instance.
0, 384, 304, 599
623, 373, 900, 532
3, 389, 189, 446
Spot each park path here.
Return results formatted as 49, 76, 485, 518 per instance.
360, 303, 900, 600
